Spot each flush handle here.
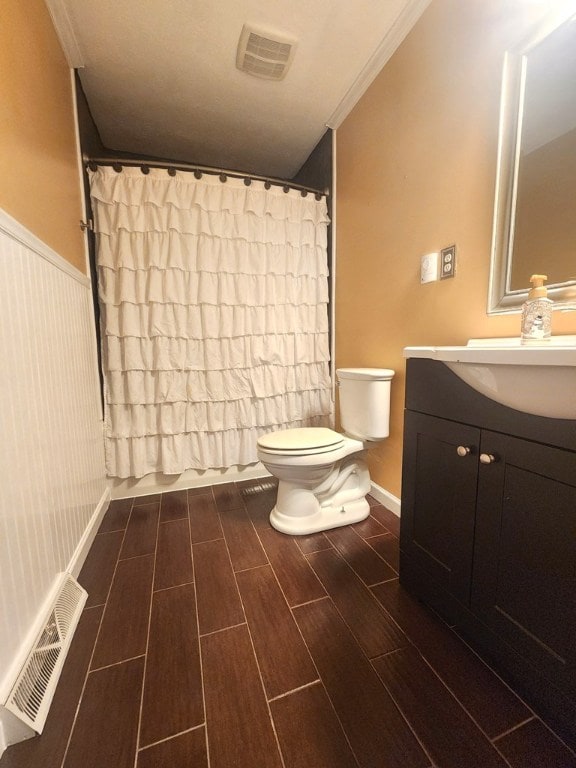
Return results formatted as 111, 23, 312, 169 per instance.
479, 453, 497, 464
456, 445, 471, 457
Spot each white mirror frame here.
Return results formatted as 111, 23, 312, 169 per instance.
488, 7, 576, 314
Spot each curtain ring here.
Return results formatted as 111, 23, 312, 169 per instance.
141, 165, 150, 175
219, 173, 227, 183
315, 192, 322, 201
264, 181, 272, 190
243, 177, 252, 186
167, 168, 176, 177
194, 169, 202, 179
112, 163, 123, 173
282, 185, 290, 193
87, 161, 98, 172
300, 190, 308, 197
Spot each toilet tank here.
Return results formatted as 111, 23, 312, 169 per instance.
336, 368, 395, 441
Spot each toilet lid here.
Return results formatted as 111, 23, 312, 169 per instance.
258, 427, 343, 452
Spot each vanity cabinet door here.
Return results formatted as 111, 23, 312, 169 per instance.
400, 411, 480, 605
472, 430, 576, 696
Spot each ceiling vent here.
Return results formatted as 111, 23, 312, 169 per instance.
236, 25, 296, 81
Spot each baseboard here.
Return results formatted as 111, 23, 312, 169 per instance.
68, 486, 111, 579
110, 464, 270, 500
369, 481, 401, 517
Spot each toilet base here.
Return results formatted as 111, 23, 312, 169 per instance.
269, 496, 370, 535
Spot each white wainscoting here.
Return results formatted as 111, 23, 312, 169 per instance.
0, 209, 107, 753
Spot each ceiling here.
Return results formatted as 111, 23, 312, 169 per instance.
46, 0, 430, 178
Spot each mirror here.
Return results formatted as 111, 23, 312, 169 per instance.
488, 10, 576, 313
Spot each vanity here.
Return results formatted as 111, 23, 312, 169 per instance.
399, 341, 576, 747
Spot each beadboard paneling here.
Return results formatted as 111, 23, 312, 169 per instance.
0, 210, 107, 701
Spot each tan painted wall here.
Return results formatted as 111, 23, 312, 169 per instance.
0, 0, 85, 271
336, 0, 576, 498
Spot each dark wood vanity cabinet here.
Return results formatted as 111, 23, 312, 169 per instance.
400, 358, 576, 747
401, 410, 479, 605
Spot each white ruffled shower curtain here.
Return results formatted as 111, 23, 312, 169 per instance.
89, 166, 332, 478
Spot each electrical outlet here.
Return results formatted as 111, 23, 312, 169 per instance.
440, 244, 456, 279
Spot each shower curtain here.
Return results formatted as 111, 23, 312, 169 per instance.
88, 166, 331, 478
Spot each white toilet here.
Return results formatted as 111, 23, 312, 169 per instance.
256, 367, 394, 535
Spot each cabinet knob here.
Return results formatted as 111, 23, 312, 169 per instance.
479, 453, 497, 464
456, 446, 471, 457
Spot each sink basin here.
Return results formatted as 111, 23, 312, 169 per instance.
404, 337, 576, 419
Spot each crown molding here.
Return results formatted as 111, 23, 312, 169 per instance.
326, 0, 431, 129
44, 0, 85, 68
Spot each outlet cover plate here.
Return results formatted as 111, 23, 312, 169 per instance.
440, 244, 456, 279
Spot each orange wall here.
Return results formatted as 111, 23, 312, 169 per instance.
0, 0, 85, 271
336, 0, 576, 498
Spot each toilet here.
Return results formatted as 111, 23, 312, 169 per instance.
256, 367, 395, 535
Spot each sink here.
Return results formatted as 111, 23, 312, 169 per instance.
404, 337, 576, 419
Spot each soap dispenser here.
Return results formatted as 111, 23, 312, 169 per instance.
521, 274, 552, 344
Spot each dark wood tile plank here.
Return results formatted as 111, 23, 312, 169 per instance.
188, 493, 223, 543
236, 565, 317, 699
369, 504, 400, 536
79, 530, 123, 608
213, 481, 244, 511
193, 539, 245, 634
154, 518, 193, 591
219, 505, 268, 572
270, 682, 359, 768
140, 584, 203, 747
137, 727, 208, 768
1, 606, 103, 768
294, 598, 430, 768
295, 531, 333, 554
366, 532, 399, 572
63, 657, 144, 768
201, 624, 284, 768
258, 528, 326, 607
91, 554, 154, 669
352, 515, 388, 539
372, 645, 510, 768
372, 579, 531, 738
98, 497, 132, 533
188, 485, 211, 497
159, 489, 188, 522
326, 526, 397, 585
136, 493, 162, 504
120, 502, 159, 559
241, 481, 278, 532
307, 548, 406, 658
495, 718, 576, 768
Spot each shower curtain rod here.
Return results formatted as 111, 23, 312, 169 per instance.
84, 155, 328, 198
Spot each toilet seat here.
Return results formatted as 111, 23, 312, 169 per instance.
257, 427, 344, 457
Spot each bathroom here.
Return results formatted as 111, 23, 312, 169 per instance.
1, 0, 576, 765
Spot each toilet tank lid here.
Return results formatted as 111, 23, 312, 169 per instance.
337, 367, 395, 381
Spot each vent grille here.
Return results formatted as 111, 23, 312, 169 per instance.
237, 25, 296, 80
240, 480, 278, 496
6, 575, 87, 733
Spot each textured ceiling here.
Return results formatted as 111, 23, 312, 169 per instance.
49, 0, 430, 177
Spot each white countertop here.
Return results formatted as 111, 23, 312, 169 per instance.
404, 337, 576, 367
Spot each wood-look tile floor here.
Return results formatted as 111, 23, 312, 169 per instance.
3, 482, 575, 768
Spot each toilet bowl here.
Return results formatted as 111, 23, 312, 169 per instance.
256, 368, 394, 535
